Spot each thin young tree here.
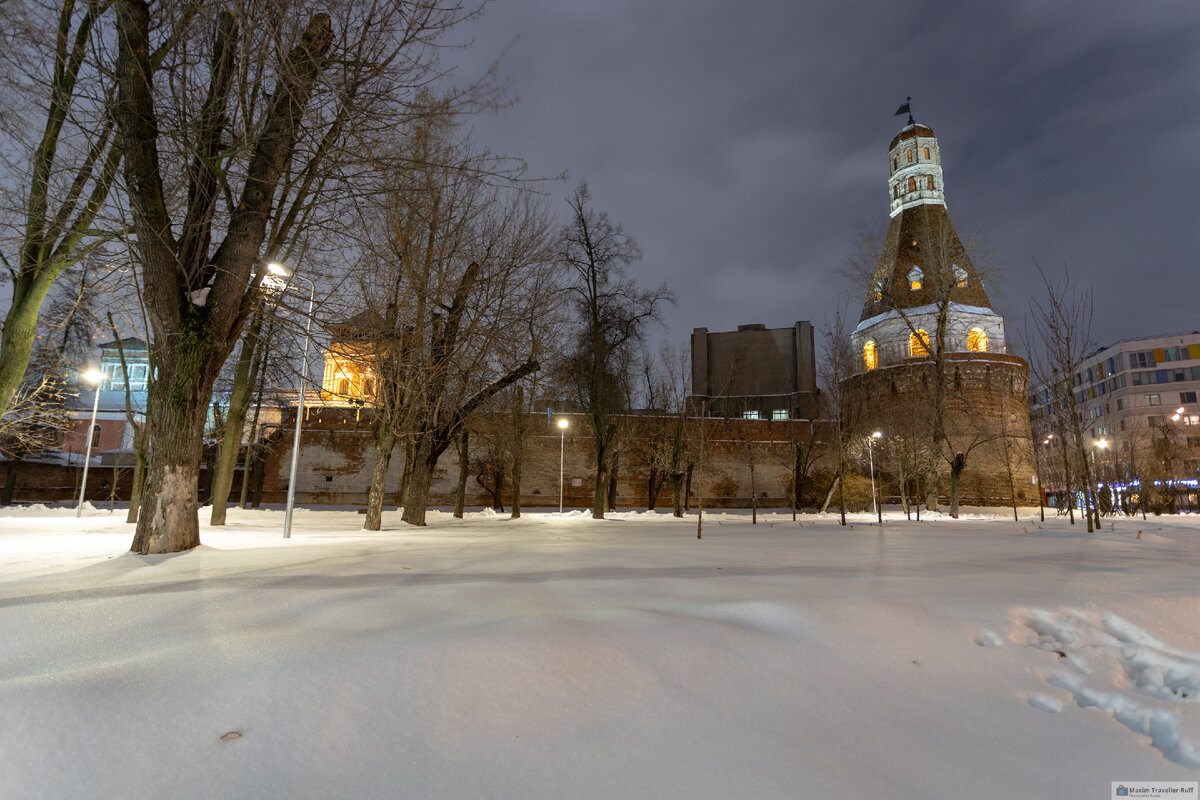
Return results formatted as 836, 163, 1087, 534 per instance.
558, 181, 673, 519
1027, 265, 1098, 531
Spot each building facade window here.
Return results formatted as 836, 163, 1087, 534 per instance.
923, 146, 930, 160
1146, 394, 1161, 406
1181, 391, 1198, 404
967, 328, 988, 352
953, 265, 967, 287
742, 410, 761, 420
336, 377, 350, 396
907, 149, 913, 163
907, 177, 916, 193
909, 329, 930, 358
863, 340, 878, 371
772, 409, 789, 421
926, 176, 934, 190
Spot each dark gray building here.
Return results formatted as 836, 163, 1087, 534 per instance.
690, 322, 819, 420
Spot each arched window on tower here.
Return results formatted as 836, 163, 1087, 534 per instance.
336, 377, 350, 396
893, 157, 898, 171
907, 177, 916, 193
953, 265, 968, 288
907, 266, 923, 291
968, 328, 988, 353
907, 150, 913, 163
924, 146, 930, 160
893, 185, 899, 199
926, 176, 934, 190
910, 329, 931, 358
863, 340, 878, 371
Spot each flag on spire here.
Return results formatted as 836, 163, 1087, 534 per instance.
895, 97, 914, 125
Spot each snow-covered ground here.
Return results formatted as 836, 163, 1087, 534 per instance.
2, 505, 1198, 799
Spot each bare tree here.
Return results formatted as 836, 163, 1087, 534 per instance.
0, 1, 132, 423
1026, 265, 1098, 531
558, 181, 673, 519
820, 303, 863, 526
354, 110, 558, 529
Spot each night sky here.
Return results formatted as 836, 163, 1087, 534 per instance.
453, 0, 1200, 358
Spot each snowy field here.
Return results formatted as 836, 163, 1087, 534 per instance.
2, 504, 1198, 799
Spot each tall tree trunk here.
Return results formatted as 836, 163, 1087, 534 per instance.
210, 308, 265, 525
949, 452, 965, 518
131, 339, 214, 554
401, 436, 436, 526
510, 387, 524, 519
363, 430, 396, 531
607, 449, 619, 512
453, 428, 469, 518
239, 341, 270, 508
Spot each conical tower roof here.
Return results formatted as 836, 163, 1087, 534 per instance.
859, 120, 992, 323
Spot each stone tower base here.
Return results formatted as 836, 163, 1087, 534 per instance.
842, 353, 1036, 508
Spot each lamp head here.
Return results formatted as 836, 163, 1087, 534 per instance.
83, 368, 103, 385
871, 431, 882, 439
1096, 439, 1109, 450
267, 262, 290, 277
557, 419, 569, 430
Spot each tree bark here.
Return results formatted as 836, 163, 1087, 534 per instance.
510, 386, 524, 519
363, 431, 396, 531
453, 428, 469, 518
210, 307, 265, 525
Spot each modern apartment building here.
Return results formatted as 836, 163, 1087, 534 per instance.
1029, 332, 1200, 496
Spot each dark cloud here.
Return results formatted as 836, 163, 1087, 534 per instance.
453, 0, 1200, 354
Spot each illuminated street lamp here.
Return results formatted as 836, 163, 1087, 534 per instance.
269, 262, 315, 540
868, 430, 883, 523
75, 368, 104, 517
558, 418, 569, 513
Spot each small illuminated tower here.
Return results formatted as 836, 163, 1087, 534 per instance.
843, 105, 1034, 509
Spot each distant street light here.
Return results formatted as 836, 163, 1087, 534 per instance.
269, 262, 315, 540
868, 430, 883, 524
75, 368, 104, 517
558, 418, 569, 513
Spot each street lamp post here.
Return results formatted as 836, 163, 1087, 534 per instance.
868, 430, 883, 524
269, 263, 315, 540
75, 369, 104, 517
1034, 434, 1052, 522
558, 418, 569, 513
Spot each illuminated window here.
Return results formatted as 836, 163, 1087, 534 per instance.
907, 266, 923, 291
772, 409, 789, 420
926, 176, 934, 190
923, 147, 930, 160
967, 328, 988, 352
336, 378, 350, 396
364, 377, 376, 398
893, 157, 898, 171
907, 177, 916, 193
953, 265, 968, 287
907, 150, 913, 163
910, 329, 930, 358
863, 340, 878, 371
742, 410, 761, 420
